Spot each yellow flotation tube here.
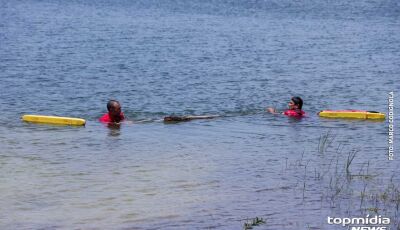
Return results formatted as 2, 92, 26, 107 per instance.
319, 110, 385, 120
22, 115, 86, 126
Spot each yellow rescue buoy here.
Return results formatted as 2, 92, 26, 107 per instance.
22, 115, 86, 126
318, 110, 385, 120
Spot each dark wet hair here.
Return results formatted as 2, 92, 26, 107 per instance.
107, 100, 120, 111
291, 97, 303, 109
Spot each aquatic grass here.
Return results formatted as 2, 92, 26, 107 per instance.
285, 156, 289, 170
316, 156, 336, 181
351, 161, 379, 180
282, 131, 399, 228
360, 181, 368, 211
302, 160, 310, 201
382, 178, 400, 213
365, 207, 380, 213
345, 149, 358, 178
293, 150, 306, 167
318, 130, 336, 154
243, 217, 266, 230
314, 167, 321, 180
350, 174, 378, 180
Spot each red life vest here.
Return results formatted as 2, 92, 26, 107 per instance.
284, 109, 305, 117
99, 112, 125, 123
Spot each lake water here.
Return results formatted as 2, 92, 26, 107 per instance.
0, 0, 399, 229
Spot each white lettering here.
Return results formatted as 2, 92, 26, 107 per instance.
333, 218, 341, 224
328, 216, 391, 228
343, 218, 352, 226
382, 217, 390, 224
351, 227, 387, 230
369, 215, 378, 224
353, 218, 365, 225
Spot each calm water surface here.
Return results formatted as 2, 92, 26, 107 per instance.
0, 0, 399, 229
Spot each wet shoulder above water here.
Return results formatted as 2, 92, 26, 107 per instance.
0, 0, 399, 229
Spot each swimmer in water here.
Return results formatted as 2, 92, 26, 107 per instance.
267, 96, 305, 117
99, 100, 125, 123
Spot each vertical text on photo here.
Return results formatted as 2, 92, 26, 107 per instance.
388, 92, 394, 161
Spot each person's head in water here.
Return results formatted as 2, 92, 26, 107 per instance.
107, 100, 123, 122
289, 97, 303, 110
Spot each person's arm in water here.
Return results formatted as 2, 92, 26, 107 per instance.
120, 117, 133, 125
267, 107, 282, 114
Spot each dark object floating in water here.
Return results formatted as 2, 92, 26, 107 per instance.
163, 115, 219, 123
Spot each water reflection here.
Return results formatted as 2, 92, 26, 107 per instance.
287, 116, 305, 124
107, 123, 121, 137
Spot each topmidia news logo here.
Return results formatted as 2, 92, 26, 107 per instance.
327, 215, 391, 230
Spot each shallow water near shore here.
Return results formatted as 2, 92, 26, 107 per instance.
1, 0, 399, 229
